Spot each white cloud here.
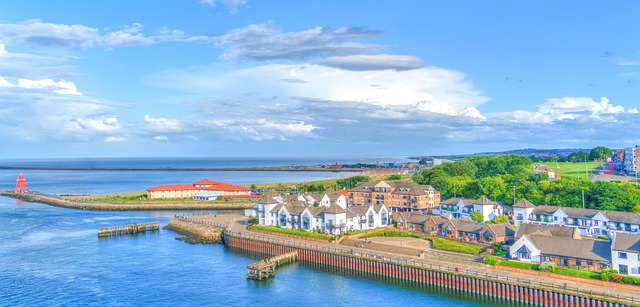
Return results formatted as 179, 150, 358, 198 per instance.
210, 22, 383, 60
199, 0, 247, 14
0, 76, 13, 87
74, 117, 121, 133
0, 20, 157, 49
143, 114, 182, 132
148, 63, 487, 117
104, 136, 126, 142
153, 135, 169, 141
0, 43, 6, 55
498, 97, 630, 123
16, 78, 81, 95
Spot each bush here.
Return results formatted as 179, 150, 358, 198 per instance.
538, 261, 557, 273
247, 216, 258, 225
621, 276, 640, 285
484, 255, 500, 265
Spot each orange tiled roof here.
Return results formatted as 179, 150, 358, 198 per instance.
193, 179, 218, 185
337, 189, 349, 197
148, 184, 198, 192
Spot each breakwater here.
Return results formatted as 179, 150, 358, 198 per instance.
1, 191, 253, 211
98, 222, 160, 237
166, 215, 227, 243
246, 251, 298, 280
223, 230, 637, 307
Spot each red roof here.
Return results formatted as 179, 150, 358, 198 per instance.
147, 179, 247, 192
222, 194, 262, 199
337, 189, 349, 197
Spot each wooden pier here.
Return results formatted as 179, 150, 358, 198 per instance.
98, 222, 161, 237
247, 251, 298, 280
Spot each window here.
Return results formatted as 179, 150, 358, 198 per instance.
517, 213, 524, 221
619, 252, 628, 259
587, 260, 593, 266
576, 259, 582, 266
619, 264, 629, 275
544, 255, 551, 262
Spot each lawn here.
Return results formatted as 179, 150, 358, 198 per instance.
426, 237, 484, 255
250, 225, 333, 241
498, 260, 538, 270
537, 162, 602, 179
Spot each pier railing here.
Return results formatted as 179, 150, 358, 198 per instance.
223, 228, 639, 306
174, 215, 229, 229
98, 222, 161, 237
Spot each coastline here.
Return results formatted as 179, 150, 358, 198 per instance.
0, 166, 365, 172
0, 191, 253, 211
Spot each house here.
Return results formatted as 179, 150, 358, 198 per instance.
514, 223, 581, 241
527, 205, 640, 236
533, 164, 559, 181
256, 192, 390, 235
509, 234, 611, 270
611, 232, 640, 276
394, 212, 429, 232
147, 179, 249, 199
479, 223, 516, 245
440, 218, 485, 242
512, 199, 536, 226
348, 180, 440, 212
423, 215, 447, 235
436, 197, 504, 222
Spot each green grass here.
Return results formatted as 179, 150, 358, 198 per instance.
84, 191, 253, 204
550, 162, 603, 179
498, 260, 538, 270
555, 267, 601, 280
360, 230, 425, 239
250, 225, 332, 241
426, 237, 484, 255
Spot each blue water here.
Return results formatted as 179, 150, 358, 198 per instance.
0, 158, 501, 306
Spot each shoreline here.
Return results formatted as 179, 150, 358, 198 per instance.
0, 191, 253, 211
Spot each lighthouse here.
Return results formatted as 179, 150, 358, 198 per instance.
14, 173, 28, 193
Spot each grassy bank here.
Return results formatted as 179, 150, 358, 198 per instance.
426, 237, 485, 255
250, 225, 333, 241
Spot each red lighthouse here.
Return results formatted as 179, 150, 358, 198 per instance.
14, 173, 28, 193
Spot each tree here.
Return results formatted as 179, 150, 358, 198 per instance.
385, 174, 402, 180
478, 177, 506, 200
470, 211, 485, 223
632, 204, 640, 214
490, 215, 509, 224
590, 146, 613, 161
336, 175, 370, 189
568, 151, 589, 162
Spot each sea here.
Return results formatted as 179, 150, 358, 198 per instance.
0, 157, 509, 306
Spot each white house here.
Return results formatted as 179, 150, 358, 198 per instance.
509, 234, 611, 270
512, 199, 536, 226
611, 232, 640, 276
437, 197, 503, 222
528, 205, 640, 236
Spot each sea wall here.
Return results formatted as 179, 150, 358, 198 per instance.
223, 230, 637, 307
1, 191, 252, 211
166, 219, 223, 243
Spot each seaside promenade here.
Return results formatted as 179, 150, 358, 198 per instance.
187, 213, 640, 306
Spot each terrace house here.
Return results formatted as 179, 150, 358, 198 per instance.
611, 232, 640, 277
436, 197, 504, 222
348, 180, 440, 212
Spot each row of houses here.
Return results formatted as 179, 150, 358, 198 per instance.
512, 199, 640, 236
254, 190, 391, 235
146, 179, 255, 200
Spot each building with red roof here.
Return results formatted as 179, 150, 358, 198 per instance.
147, 179, 249, 199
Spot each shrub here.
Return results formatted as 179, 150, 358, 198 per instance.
621, 276, 640, 285
484, 255, 500, 265
247, 216, 258, 225
538, 261, 556, 273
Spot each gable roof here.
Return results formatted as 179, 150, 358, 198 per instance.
446, 218, 485, 234
526, 235, 611, 262
514, 199, 536, 209
515, 223, 581, 239
485, 223, 516, 237
612, 233, 640, 253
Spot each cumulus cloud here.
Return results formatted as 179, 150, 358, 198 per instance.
209, 22, 383, 60
147, 63, 487, 116
498, 97, 630, 123
0, 43, 6, 55
0, 20, 162, 49
315, 54, 426, 71
16, 78, 81, 95
143, 114, 182, 132
104, 136, 126, 142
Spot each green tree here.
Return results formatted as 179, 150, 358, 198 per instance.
478, 177, 506, 200
632, 204, 640, 214
568, 151, 589, 162
490, 215, 509, 224
590, 146, 613, 161
385, 174, 402, 180
470, 211, 485, 222
336, 175, 371, 189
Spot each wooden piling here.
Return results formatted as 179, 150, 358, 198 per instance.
97, 222, 160, 237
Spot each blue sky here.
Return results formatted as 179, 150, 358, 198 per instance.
1, 1, 639, 158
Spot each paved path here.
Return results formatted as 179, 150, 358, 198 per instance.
195, 214, 640, 305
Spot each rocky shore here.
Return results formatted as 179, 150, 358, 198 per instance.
0, 191, 253, 211
165, 218, 223, 243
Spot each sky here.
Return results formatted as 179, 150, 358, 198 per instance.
0, 1, 639, 159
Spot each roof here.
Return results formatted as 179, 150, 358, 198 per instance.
515, 223, 581, 239
258, 193, 280, 205
530, 205, 640, 224
440, 197, 499, 208
604, 211, 640, 224
612, 232, 640, 252
485, 223, 516, 237
147, 179, 247, 192
446, 218, 485, 234
323, 203, 347, 215
526, 234, 611, 262
513, 199, 536, 209
531, 205, 561, 216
